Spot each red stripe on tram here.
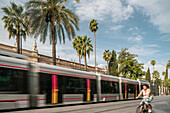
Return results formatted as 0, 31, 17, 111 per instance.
0, 64, 28, 70
0, 99, 29, 102
63, 97, 83, 100
0, 99, 47, 101
37, 99, 46, 101
40, 70, 96, 79
101, 78, 118, 82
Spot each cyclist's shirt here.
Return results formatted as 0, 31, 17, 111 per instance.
143, 89, 150, 98
140, 89, 152, 104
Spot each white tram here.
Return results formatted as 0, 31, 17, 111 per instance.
0, 50, 149, 110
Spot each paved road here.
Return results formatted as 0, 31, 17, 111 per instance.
3, 95, 170, 113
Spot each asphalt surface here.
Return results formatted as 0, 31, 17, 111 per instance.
2, 95, 170, 113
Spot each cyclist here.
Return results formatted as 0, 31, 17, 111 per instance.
136, 84, 152, 113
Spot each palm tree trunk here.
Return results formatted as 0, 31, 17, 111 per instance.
107, 61, 109, 74
51, 18, 56, 65
79, 55, 81, 64
16, 25, 20, 54
94, 32, 96, 70
20, 35, 22, 54
153, 65, 154, 80
85, 50, 87, 70
79, 55, 81, 69
153, 65, 155, 85
165, 67, 168, 80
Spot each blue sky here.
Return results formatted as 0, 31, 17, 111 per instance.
0, 0, 170, 79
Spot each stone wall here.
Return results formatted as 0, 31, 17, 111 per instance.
0, 43, 106, 74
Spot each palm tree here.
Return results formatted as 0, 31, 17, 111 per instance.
167, 60, 170, 69
89, 19, 98, 69
152, 70, 160, 79
103, 50, 112, 70
165, 60, 170, 80
150, 60, 156, 72
150, 60, 156, 81
162, 71, 166, 86
72, 35, 82, 65
145, 68, 151, 83
80, 36, 93, 70
1, 2, 29, 54
162, 71, 166, 77
25, 0, 79, 65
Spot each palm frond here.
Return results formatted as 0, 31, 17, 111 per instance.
60, 24, 65, 43
1, 2, 29, 52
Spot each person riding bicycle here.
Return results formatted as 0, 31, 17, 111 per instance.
136, 84, 153, 113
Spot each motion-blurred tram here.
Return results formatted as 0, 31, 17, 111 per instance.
0, 50, 149, 110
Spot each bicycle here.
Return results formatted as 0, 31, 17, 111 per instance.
136, 102, 152, 113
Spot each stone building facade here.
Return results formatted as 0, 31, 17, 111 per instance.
0, 42, 106, 74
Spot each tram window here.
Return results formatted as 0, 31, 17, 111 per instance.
101, 80, 119, 94
39, 74, 87, 94
128, 84, 135, 93
91, 79, 97, 94
122, 83, 125, 93
62, 76, 86, 94
39, 73, 52, 94
141, 85, 143, 90
0, 67, 28, 93
137, 85, 139, 94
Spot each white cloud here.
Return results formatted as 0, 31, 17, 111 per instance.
128, 35, 143, 43
166, 53, 170, 55
127, 0, 170, 34
128, 45, 159, 56
0, 0, 20, 7
0, 0, 108, 68
143, 61, 167, 80
74, 0, 134, 22
56, 42, 78, 61
128, 27, 138, 31
105, 30, 109, 34
160, 36, 170, 41
110, 25, 124, 31
98, 63, 106, 68
127, 34, 160, 55
143, 44, 159, 47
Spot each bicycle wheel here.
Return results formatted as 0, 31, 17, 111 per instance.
145, 104, 152, 113
136, 106, 142, 113
148, 104, 152, 113
149, 104, 152, 110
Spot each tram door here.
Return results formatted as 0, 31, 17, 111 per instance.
39, 73, 52, 104
127, 84, 136, 99
51, 75, 62, 104
122, 83, 128, 99
42, 75, 63, 104
135, 84, 138, 98
84, 79, 94, 101
122, 83, 125, 99
125, 83, 128, 99
46, 76, 52, 104
40, 74, 62, 104
51, 75, 58, 103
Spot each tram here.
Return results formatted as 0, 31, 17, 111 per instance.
0, 50, 149, 110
